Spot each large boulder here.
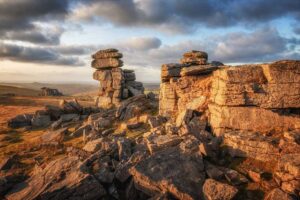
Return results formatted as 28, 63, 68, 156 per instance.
130, 147, 205, 200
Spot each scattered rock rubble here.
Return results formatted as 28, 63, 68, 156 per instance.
3, 50, 300, 200
92, 49, 144, 108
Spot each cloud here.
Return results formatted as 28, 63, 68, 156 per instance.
0, 0, 71, 44
293, 25, 300, 35
71, 0, 300, 33
115, 27, 298, 67
213, 27, 287, 62
120, 37, 162, 51
0, 43, 84, 66
1, 26, 64, 45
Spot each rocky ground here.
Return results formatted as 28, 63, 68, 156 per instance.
0, 50, 299, 200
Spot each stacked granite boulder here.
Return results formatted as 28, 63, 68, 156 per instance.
160, 50, 223, 117
92, 49, 144, 108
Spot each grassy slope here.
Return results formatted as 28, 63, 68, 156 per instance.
0, 85, 40, 96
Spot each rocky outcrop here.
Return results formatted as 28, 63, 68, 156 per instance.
159, 53, 300, 199
210, 60, 300, 135
92, 49, 144, 108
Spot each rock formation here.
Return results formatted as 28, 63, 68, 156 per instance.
3, 49, 300, 200
92, 49, 144, 108
160, 50, 220, 117
40, 87, 63, 96
159, 52, 300, 197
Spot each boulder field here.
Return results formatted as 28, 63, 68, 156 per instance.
2, 49, 299, 200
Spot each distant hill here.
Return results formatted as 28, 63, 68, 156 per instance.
0, 85, 40, 96
0, 82, 99, 95
0, 82, 160, 97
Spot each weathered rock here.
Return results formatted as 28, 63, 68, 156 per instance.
180, 65, 218, 76
92, 157, 115, 184
59, 99, 82, 114
146, 134, 182, 154
40, 87, 63, 96
116, 94, 151, 120
5, 156, 106, 200
264, 188, 295, 200
183, 50, 208, 59
83, 138, 104, 153
222, 131, 280, 162
126, 122, 143, 129
83, 138, 117, 153
60, 114, 79, 122
276, 153, 300, 194
209, 104, 300, 135
92, 51, 122, 59
45, 105, 63, 120
115, 151, 148, 183
159, 72, 212, 117
248, 170, 263, 183
40, 127, 68, 143
130, 147, 205, 200
199, 138, 220, 159
124, 72, 136, 81
175, 109, 194, 127
148, 116, 167, 129
7, 114, 33, 128
92, 58, 123, 69
161, 63, 185, 82
223, 168, 248, 186
117, 137, 132, 161
71, 124, 92, 137
204, 162, 224, 180
180, 57, 207, 65
31, 115, 51, 127
210, 61, 300, 108
203, 179, 238, 200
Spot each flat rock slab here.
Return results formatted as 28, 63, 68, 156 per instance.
92, 52, 122, 59
203, 179, 238, 200
146, 134, 182, 154
180, 65, 219, 76
92, 58, 123, 69
183, 51, 208, 59
130, 147, 205, 200
5, 156, 106, 200
222, 131, 280, 162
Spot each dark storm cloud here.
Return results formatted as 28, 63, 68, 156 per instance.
1, 28, 63, 45
0, 43, 84, 66
0, 0, 69, 30
0, 0, 72, 44
72, 0, 300, 32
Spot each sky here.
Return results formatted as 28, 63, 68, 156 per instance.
0, 0, 299, 84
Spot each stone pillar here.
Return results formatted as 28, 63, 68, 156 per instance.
91, 48, 144, 108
